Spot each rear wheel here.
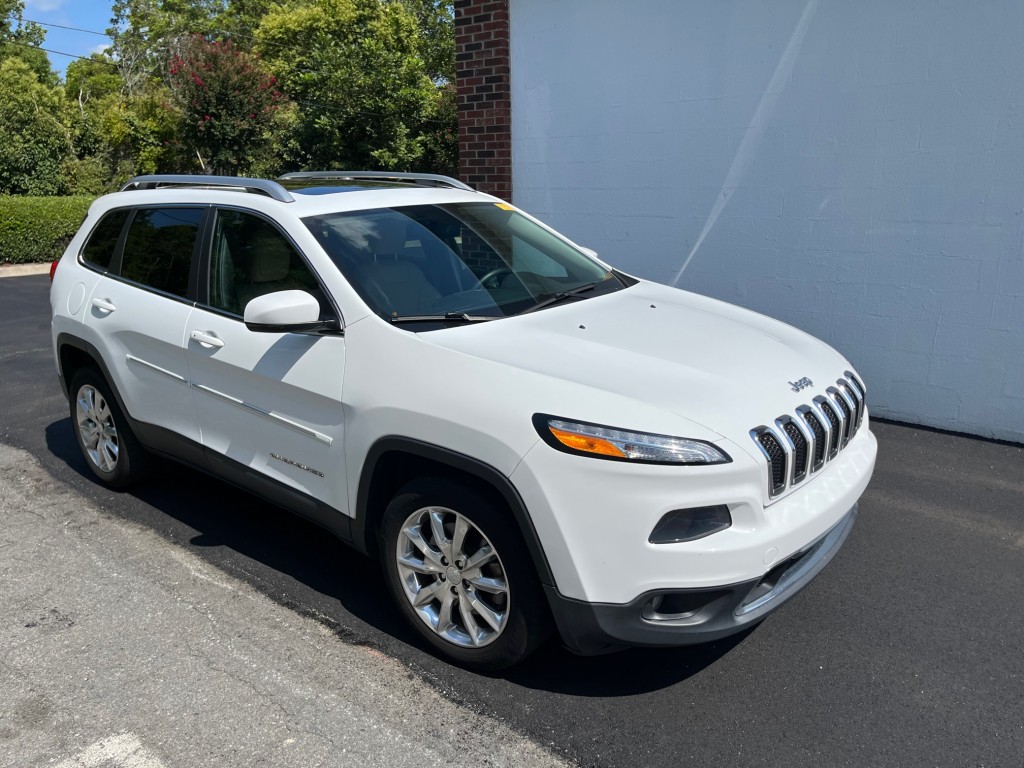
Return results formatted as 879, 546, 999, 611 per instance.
381, 477, 549, 670
69, 368, 148, 489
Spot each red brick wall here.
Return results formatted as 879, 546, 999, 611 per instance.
454, 0, 512, 200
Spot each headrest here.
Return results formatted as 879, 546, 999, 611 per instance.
367, 220, 408, 257
248, 232, 292, 282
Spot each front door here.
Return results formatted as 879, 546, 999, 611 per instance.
183, 208, 349, 514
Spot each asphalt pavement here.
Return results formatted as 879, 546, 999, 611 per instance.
1, 273, 1022, 767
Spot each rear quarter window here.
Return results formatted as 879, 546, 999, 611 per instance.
80, 209, 130, 270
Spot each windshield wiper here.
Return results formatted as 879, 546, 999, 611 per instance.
389, 312, 497, 325
516, 282, 599, 316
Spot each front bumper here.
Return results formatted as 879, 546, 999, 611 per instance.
547, 504, 858, 654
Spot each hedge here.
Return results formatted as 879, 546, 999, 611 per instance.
0, 196, 94, 264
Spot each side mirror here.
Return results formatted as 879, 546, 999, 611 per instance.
243, 290, 339, 333
579, 246, 599, 259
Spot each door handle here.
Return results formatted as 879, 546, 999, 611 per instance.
190, 330, 225, 349
91, 297, 117, 313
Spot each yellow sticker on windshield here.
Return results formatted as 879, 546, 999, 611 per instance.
494, 203, 515, 211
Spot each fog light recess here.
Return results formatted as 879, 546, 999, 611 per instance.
642, 589, 731, 622
649, 505, 732, 544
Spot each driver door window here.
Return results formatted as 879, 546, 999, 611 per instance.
209, 210, 323, 316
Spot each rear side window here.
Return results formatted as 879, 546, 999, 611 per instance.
81, 209, 129, 270
120, 208, 204, 297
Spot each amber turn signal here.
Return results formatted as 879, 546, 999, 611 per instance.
548, 427, 627, 458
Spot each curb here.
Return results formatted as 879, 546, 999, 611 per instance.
0, 263, 51, 278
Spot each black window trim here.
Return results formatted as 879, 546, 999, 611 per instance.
76, 206, 133, 276
97, 203, 211, 306
195, 204, 345, 332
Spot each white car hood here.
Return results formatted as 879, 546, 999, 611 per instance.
421, 281, 854, 445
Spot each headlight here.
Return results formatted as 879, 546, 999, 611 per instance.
533, 415, 731, 465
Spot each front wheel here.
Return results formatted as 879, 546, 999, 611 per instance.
381, 477, 549, 670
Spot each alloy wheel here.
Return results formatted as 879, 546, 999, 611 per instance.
395, 506, 510, 647
76, 384, 119, 473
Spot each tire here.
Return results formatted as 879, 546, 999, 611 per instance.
381, 477, 550, 670
69, 367, 148, 489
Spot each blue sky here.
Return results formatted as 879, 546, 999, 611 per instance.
23, 0, 115, 77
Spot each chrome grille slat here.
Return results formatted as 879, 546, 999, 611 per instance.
837, 379, 861, 439
843, 371, 866, 429
796, 405, 826, 472
815, 396, 842, 459
752, 373, 868, 500
751, 426, 788, 498
826, 386, 852, 448
776, 415, 811, 485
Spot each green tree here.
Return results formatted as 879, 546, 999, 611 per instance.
0, 57, 71, 194
95, 0, 458, 178
391, 0, 453, 82
2, 0, 57, 85
256, 0, 451, 172
167, 35, 289, 174
66, 55, 123, 105
66, 54, 124, 159
63, 53, 183, 193
213, 0, 273, 41
419, 82, 457, 175
108, 0, 225, 93
64, 55, 128, 193
1, 0, 44, 49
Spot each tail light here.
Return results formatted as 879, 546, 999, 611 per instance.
49, 259, 60, 282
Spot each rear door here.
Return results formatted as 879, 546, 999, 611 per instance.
84, 206, 205, 443
183, 208, 349, 514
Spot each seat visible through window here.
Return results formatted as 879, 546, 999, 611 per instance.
355, 220, 442, 316
209, 210, 324, 316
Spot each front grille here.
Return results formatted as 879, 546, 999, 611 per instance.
751, 373, 868, 500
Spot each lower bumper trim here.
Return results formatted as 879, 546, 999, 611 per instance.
545, 505, 858, 655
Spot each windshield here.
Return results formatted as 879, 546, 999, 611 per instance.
303, 202, 625, 325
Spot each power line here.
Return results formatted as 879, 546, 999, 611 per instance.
3, 39, 116, 65
21, 18, 112, 38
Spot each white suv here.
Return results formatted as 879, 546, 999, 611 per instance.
50, 172, 877, 669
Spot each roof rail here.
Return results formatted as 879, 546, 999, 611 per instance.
120, 175, 295, 203
278, 171, 475, 192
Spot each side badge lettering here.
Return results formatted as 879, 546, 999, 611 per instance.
270, 453, 325, 478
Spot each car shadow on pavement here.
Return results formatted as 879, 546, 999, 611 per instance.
44, 418, 415, 643
45, 416, 751, 695
506, 626, 755, 696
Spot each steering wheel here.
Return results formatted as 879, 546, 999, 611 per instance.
479, 267, 514, 289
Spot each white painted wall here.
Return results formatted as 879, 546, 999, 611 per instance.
510, 0, 1024, 442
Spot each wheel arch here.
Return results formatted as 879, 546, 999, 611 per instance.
353, 437, 556, 588
56, 335, 124, 410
